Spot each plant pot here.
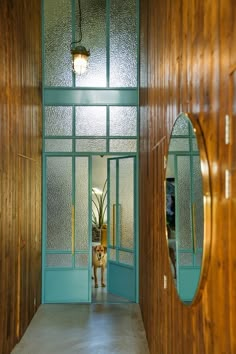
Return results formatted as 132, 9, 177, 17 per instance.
101, 228, 107, 247
92, 227, 101, 242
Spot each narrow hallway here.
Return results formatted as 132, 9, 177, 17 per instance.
11, 304, 149, 354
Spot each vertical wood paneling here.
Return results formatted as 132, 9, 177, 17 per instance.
0, 0, 42, 353
140, 0, 236, 353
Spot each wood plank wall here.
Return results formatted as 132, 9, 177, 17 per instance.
0, 1, 42, 353
139, 0, 236, 353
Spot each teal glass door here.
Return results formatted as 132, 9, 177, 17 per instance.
44, 156, 91, 303
107, 156, 136, 301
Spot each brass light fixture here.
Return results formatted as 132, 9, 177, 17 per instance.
70, 0, 90, 75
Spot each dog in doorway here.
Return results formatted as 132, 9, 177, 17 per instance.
92, 245, 107, 288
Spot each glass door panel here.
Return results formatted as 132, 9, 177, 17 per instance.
107, 156, 136, 301
46, 157, 72, 251
119, 158, 134, 250
44, 156, 91, 303
75, 157, 89, 251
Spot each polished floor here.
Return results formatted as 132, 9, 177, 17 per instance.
11, 304, 150, 354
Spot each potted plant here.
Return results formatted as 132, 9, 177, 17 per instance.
92, 179, 107, 243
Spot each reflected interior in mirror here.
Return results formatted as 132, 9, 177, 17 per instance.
165, 113, 210, 304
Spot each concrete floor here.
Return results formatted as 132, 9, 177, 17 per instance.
11, 304, 150, 354
91, 269, 130, 304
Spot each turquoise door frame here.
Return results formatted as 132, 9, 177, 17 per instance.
107, 156, 137, 302
42, 152, 139, 303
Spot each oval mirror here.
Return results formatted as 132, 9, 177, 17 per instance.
165, 113, 211, 304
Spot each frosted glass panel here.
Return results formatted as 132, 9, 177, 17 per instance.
45, 139, 72, 152
119, 158, 134, 249
193, 155, 204, 249
47, 157, 72, 250
75, 0, 106, 87
119, 251, 134, 266
109, 139, 136, 152
195, 253, 202, 266
46, 254, 71, 268
45, 106, 72, 136
192, 138, 198, 151
76, 107, 106, 136
179, 253, 193, 266
44, 0, 72, 86
110, 0, 137, 87
109, 160, 116, 247
75, 157, 89, 250
109, 248, 116, 261
177, 156, 192, 249
75, 253, 89, 267
166, 155, 175, 178
76, 139, 106, 152
169, 138, 189, 152
110, 107, 137, 136
172, 115, 189, 135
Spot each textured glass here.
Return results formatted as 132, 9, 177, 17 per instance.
110, 0, 137, 87
172, 115, 190, 136
109, 160, 116, 247
46, 254, 71, 268
119, 158, 134, 249
109, 107, 137, 136
193, 155, 204, 249
177, 156, 192, 249
192, 138, 198, 151
76, 107, 106, 136
195, 253, 203, 266
119, 251, 134, 266
179, 253, 193, 266
44, 0, 72, 86
109, 139, 136, 152
45, 106, 72, 136
76, 139, 107, 152
75, 253, 89, 267
75, 157, 89, 250
109, 248, 116, 261
166, 154, 175, 178
45, 139, 72, 152
75, 0, 106, 87
47, 157, 72, 250
169, 138, 189, 152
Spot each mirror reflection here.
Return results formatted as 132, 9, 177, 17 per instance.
166, 113, 205, 304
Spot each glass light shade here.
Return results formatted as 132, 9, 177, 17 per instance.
71, 46, 90, 75
73, 53, 88, 75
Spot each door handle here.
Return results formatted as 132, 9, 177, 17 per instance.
112, 204, 116, 247
72, 205, 75, 255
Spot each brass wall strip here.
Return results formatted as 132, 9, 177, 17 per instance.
18, 153, 37, 162
229, 63, 236, 74
72, 205, 75, 255
152, 136, 166, 151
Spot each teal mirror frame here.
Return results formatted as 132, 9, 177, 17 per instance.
165, 113, 212, 305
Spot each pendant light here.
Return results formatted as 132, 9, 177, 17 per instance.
70, 0, 90, 75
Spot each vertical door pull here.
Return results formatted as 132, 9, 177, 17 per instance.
112, 204, 116, 247
72, 205, 75, 255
